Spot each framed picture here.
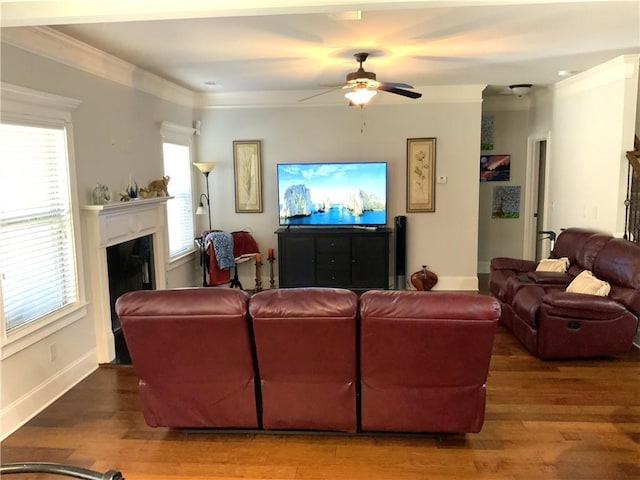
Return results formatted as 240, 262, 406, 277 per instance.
406, 137, 436, 212
233, 140, 263, 213
480, 154, 511, 182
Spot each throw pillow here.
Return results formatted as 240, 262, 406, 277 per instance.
536, 257, 569, 272
566, 270, 611, 296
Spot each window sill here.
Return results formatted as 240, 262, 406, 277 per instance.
1, 302, 88, 360
167, 248, 198, 272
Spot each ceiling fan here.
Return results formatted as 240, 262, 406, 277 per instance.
301, 52, 422, 106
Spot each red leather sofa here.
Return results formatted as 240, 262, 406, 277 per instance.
489, 229, 640, 359
116, 287, 500, 434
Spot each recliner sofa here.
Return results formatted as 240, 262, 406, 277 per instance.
115, 287, 500, 434
489, 228, 640, 359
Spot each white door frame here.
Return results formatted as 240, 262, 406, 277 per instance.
523, 132, 552, 259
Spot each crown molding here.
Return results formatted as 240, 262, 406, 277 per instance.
195, 85, 485, 109
553, 54, 640, 98
2, 26, 195, 108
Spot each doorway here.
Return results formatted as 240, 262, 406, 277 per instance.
523, 134, 551, 260
534, 140, 547, 260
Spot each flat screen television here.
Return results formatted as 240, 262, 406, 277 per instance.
277, 162, 387, 226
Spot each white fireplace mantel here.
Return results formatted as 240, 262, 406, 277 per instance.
81, 197, 170, 363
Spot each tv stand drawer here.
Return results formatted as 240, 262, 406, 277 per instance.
276, 227, 390, 290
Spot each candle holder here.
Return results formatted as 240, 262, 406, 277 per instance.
254, 256, 263, 292
268, 255, 276, 289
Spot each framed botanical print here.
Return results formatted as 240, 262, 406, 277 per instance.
406, 137, 436, 212
233, 140, 263, 213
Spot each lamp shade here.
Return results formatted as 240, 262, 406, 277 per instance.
196, 204, 206, 216
193, 162, 216, 173
345, 88, 377, 105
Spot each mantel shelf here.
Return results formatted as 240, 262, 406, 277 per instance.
81, 196, 173, 213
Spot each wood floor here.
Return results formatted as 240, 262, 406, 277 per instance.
2, 325, 639, 480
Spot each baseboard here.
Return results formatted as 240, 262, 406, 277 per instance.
431, 276, 479, 291
1, 350, 98, 440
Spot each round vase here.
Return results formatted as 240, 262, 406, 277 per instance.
410, 265, 438, 291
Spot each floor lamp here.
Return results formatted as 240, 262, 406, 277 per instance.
193, 162, 216, 287
193, 162, 215, 231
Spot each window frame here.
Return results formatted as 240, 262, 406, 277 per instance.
160, 121, 197, 263
0, 83, 86, 358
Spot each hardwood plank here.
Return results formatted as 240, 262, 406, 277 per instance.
2, 324, 639, 480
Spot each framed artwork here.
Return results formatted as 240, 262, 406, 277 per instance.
480, 154, 511, 182
492, 185, 521, 218
406, 137, 436, 212
233, 140, 263, 213
481, 115, 494, 151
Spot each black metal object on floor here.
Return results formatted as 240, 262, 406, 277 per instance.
0, 462, 124, 479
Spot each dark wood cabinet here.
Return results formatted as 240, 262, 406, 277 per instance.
276, 227, 390, 290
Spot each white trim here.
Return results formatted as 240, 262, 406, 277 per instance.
1, 304, 88, 360
196, 85, 486, 109
0, 82, 87, 358
1, 350, 97, 440
553, 54, 640, 98
1, 82, 82, 122
2, 26, 195, 108
523, 132, 552, 260
430, 275, 479, 292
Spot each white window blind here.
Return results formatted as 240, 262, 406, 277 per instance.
0, 123, 78, 333
163, 142, 194, 257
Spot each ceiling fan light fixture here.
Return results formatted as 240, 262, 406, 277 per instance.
509, 84, 532, 96
345, 88, 377, 105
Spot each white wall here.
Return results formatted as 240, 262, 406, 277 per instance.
198, 91, 484, 291
478, 98, 532, 272
535, 55, 639, 236
0, 39, 200, 438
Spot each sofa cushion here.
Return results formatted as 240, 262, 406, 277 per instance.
359, 291, 499, 434
592, 238, 640, 315
115, 288, 258, 428
249, 287, 358, 432
536, 257, 569, 272
566, 270, 611, 296
551, 228, 604, 264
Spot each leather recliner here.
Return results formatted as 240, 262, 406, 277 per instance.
359, 290, 500, 433
115, 288, 259, 428
249, 287, 359, 432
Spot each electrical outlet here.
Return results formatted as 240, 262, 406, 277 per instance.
49, 343, 57, 362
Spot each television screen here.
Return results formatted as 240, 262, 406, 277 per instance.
277, 162, 387, 226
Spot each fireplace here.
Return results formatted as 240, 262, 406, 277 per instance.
81, 197, 170, 363
108, 234, 154, 363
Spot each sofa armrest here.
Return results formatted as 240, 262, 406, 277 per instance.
490, 257, 537, 272
526, 271, 572, 285
541, 291, 630, 320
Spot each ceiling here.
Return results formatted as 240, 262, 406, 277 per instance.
2, 0, 639, 99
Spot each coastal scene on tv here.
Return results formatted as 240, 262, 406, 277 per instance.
278, 162, 387, 226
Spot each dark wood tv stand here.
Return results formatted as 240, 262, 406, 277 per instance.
276, 227, 391, 290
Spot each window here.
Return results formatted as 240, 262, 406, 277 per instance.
0, 91, 81, 337
161, 122, 196, 258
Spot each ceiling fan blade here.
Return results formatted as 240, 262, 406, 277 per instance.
320, 82, 348, 88
379, 81, 414, 89
299, 88, 342, 102
378, 85, 422, 99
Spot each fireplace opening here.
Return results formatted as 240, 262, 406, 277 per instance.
108, 234, 155, 364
